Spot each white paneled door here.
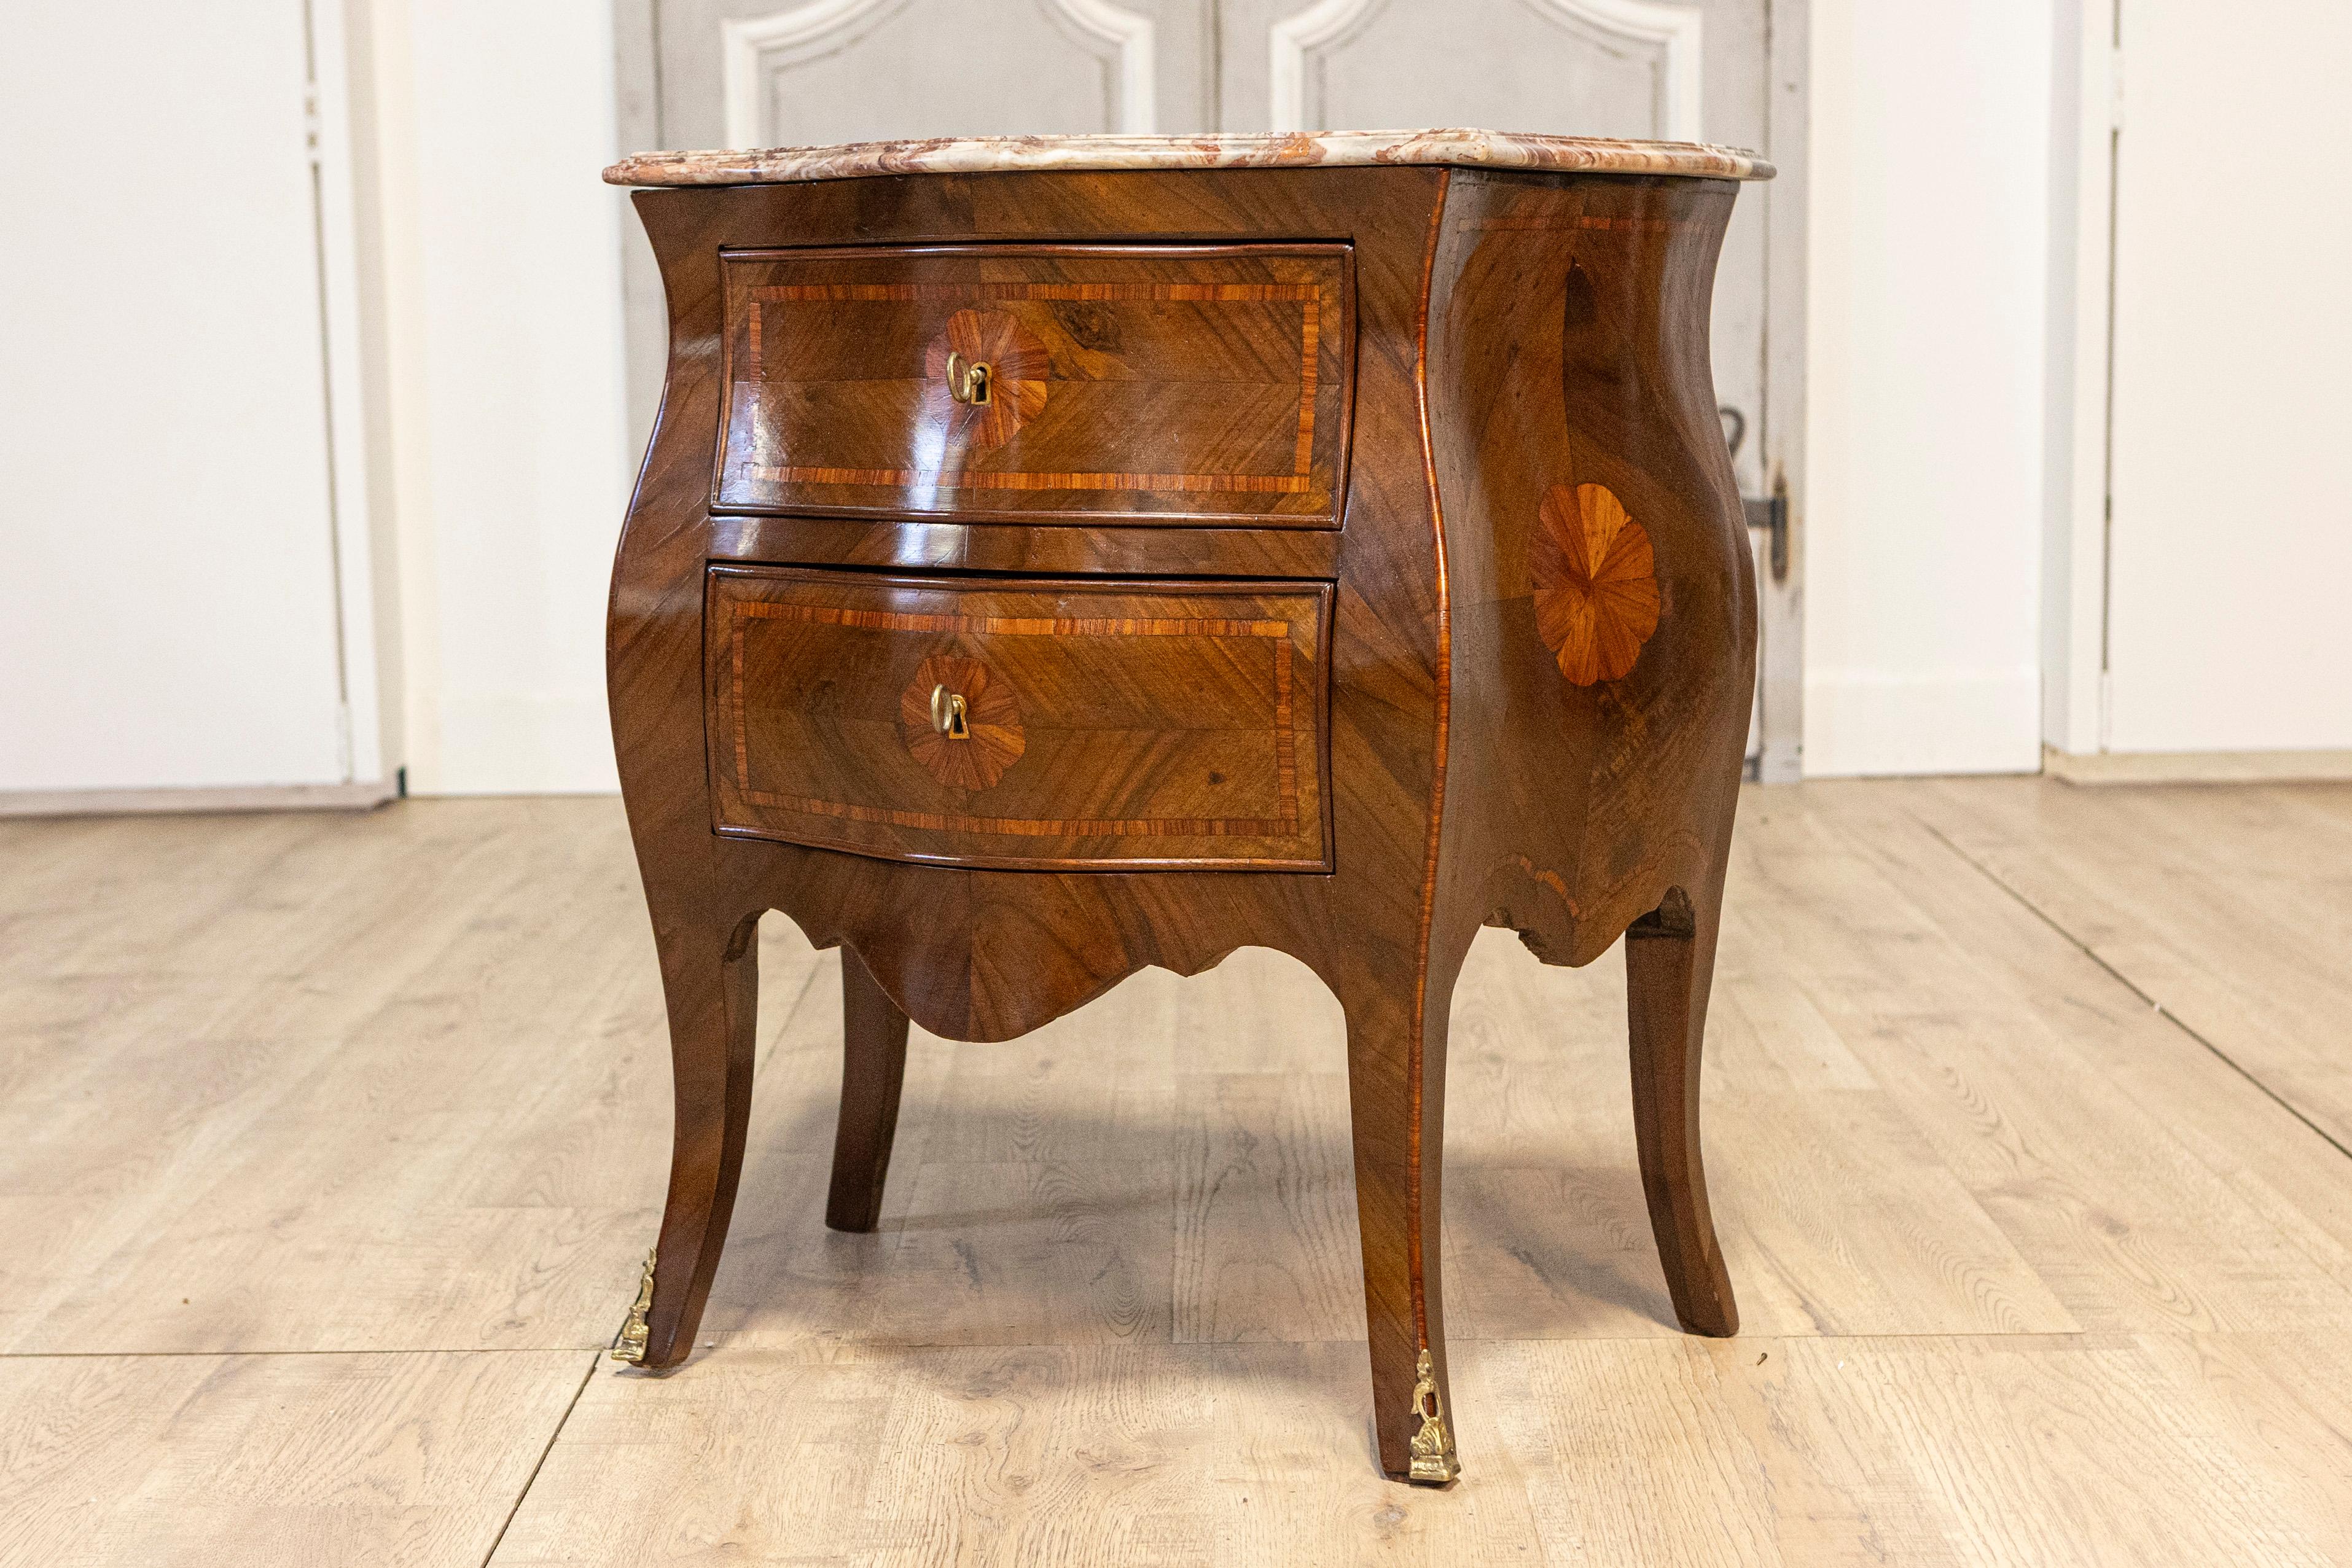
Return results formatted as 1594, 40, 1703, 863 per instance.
619, 0, 1804, 773
2101, 0, 2352, 757
0, 2, 385, 803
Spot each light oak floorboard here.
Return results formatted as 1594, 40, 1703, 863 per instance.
0, 1349, 592, 1568
4, 783, 2351, 1564
502, 1332, 2352, 1567
1905, 778, 2352, 1151
0, 802, 702, 1354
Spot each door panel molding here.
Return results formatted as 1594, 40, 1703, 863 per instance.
722, 0, 908, 148
1757, 0, 1804, 781
1266, 0, 1377, 132
1268, 0, 1701, 138
309, 0, 391, 786
724, 0, 1156, 147
1047, 0, 1158, 130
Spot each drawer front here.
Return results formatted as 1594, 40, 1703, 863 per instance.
707, 566, 1332, 870
714, 245, 1353, 526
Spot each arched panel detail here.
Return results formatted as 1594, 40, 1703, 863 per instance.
1267, 0, 1381, 134
1545, 0, 1702, 140
721, 0, 906, 150
1268, 0, 1701, 141
1043, 0, 1157, 132
723, 0, 1155, 149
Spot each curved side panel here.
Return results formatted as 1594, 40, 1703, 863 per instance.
1424, 171, 1756, 968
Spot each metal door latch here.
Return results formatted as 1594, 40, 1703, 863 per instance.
1720, 406, 1790, 584
1744, 477, 1789, 584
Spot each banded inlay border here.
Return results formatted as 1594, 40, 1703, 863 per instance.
1453, 213, 1686, 233
725, 597, 1303, 842
735, 277, 1324, 498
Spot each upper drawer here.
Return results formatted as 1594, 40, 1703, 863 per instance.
714, 244, 1354, 527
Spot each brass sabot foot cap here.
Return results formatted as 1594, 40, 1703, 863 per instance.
611, 1247, 655, 1365
1405, 1349, 1460, 1485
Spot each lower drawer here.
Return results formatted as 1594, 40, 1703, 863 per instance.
705, 566, 1332, 871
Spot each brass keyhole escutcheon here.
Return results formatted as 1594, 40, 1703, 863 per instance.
931, 684, 970, 740
904, 656, 1020, 791
944, 351, 993, 406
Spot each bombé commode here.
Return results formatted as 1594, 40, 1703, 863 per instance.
600, 128, 1773, 1484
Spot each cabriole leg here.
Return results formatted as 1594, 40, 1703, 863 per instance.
1623, 857, 1740, 1338
825, 949, 910, 1233
1342, 961, 1462, 1484
615, 902, 761, 1370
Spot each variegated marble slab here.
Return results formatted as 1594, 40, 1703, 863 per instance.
604, 128, 1773, 188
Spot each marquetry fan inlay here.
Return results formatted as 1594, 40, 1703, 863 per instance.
1531, 482, 1660, 685
899, 655, 1025, 791
923, 311, 1050, 449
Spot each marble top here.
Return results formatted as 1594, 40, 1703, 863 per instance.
604, 129, 1773, 188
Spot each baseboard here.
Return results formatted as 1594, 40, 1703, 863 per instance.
429, 694, 621, 795
0, 779, 400, 819
1803, 670, 2042, 778
2043, 746, 2352, 786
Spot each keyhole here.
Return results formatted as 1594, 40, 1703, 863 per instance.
945, 352, 993, 406
931, 684, 970, 739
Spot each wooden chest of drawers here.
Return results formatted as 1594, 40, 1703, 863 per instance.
602, 130, 1773, 1486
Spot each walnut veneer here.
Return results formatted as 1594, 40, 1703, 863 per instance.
716, 244, 1353, 523
707, 568, 1331, 870
604, 138, 1768, 1485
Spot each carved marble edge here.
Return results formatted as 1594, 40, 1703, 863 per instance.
603, 129, 1774, 189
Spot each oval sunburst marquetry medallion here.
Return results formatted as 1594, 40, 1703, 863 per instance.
1531, 482, 1661, 686
923, 310, 1051, 449
899, 655, 1025, 792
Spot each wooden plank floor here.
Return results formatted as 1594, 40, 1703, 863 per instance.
3, 781, 2350, 1565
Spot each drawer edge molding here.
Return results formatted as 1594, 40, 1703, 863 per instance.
714, 244, 1356, 528
705, 565, 1335, 872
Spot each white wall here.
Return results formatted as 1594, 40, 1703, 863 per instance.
364, 0, 633, 794
1802, 0, 2053, 777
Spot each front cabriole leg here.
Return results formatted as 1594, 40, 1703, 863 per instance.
613, 895, 761, 1369
1338, 934, 1467, 1484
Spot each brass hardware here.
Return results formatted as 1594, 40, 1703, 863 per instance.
1406, 1349, 1459, 1484
945, 350, 993, 405
930, 684, 970, 740
611, 1247, 655, 1364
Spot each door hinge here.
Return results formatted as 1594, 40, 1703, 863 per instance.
303, 85, 324, 168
